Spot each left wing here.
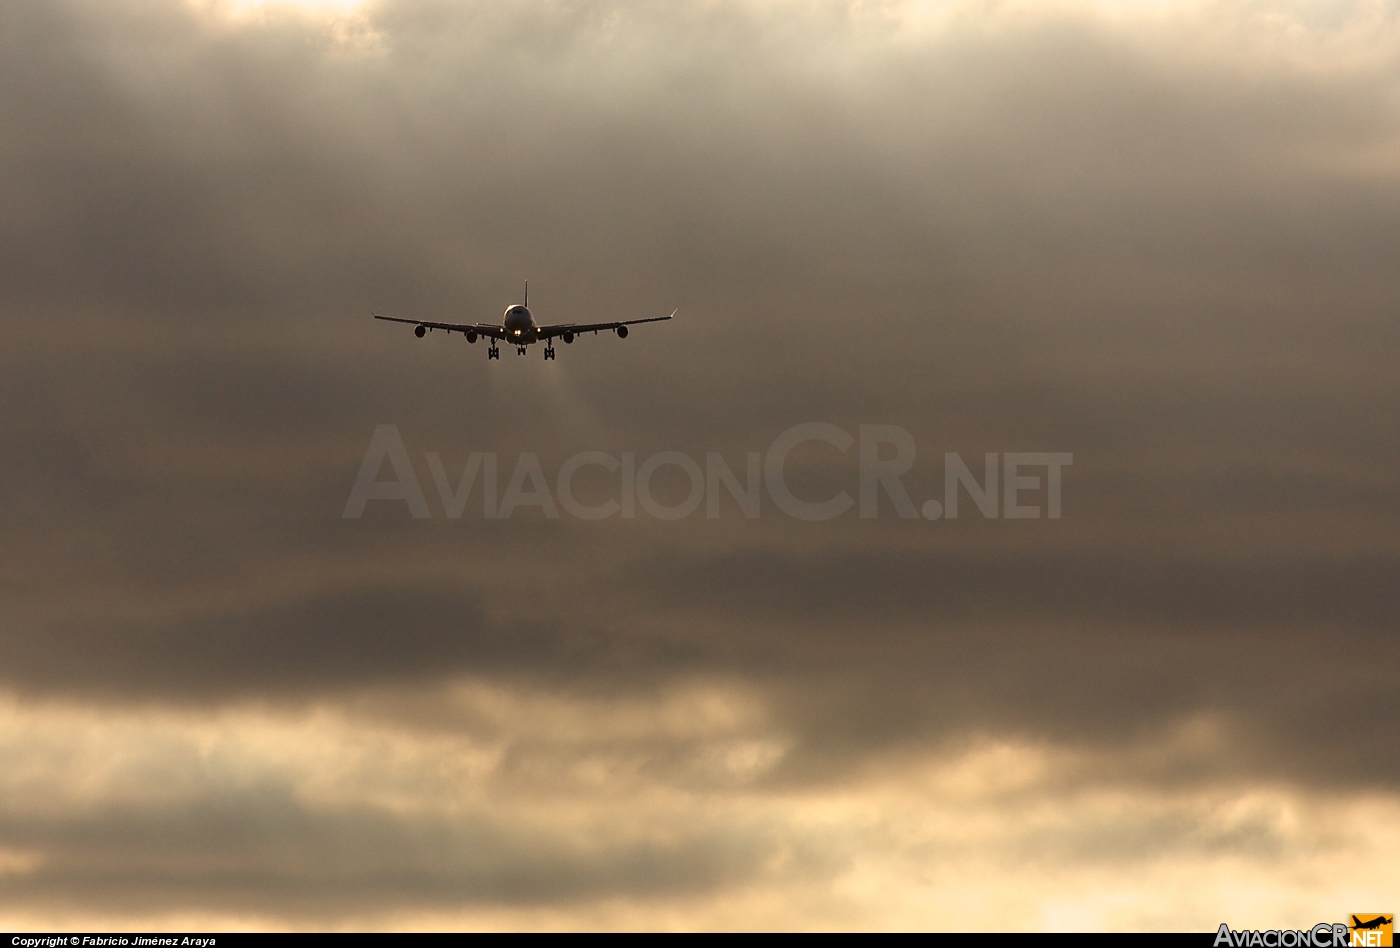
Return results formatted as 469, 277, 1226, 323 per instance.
537, 310, 676, 340
372, 312, 506, 340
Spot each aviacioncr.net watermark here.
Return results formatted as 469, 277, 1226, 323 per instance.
342, 422, 1071, 522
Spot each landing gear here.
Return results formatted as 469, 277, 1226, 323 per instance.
544, 345, 556, 361
488, 345, 499, 360
516, 346, 528, 356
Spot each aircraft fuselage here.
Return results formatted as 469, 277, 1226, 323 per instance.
503, 304, 537, 345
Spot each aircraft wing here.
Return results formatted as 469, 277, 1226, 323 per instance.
537, 310, 676, 340
372, 312, 506, 340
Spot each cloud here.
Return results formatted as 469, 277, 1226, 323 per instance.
0, 694, 1395, 929
1, 0, 1398, 926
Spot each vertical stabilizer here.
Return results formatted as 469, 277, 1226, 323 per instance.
524, 280, 528, 307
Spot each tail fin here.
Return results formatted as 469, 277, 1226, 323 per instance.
524, 280, 528, 307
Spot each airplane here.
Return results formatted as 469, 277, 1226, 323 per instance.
1351, 916, 1392, 931
372, 282, 674, 360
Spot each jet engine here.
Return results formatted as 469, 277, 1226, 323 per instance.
466, 330, 477, 343
616, 325, 629, 339
563, 332, 574, 344
414, 324, 426, 337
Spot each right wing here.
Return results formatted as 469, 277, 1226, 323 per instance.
536, 310, 677, 340
372, 312, 506, 340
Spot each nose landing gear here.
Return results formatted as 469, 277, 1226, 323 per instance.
516, 346, 528, 356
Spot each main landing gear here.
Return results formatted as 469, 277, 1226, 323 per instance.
487, 345, 499, 360
544, 345, 556, 360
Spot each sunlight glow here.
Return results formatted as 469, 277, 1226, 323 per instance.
189, 0, 370, 21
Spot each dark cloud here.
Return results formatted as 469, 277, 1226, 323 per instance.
0, 783, 772, 914
635, 548, 1400, 627
2, 0, 1400, 923
11, 587, 496, 696
6, 583, 720, 699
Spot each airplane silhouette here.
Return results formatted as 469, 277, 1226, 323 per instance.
372, 282, 673, 360
1351, 916, 1392, 931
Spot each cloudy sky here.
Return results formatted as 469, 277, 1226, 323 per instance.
2, 0, 1398, 931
